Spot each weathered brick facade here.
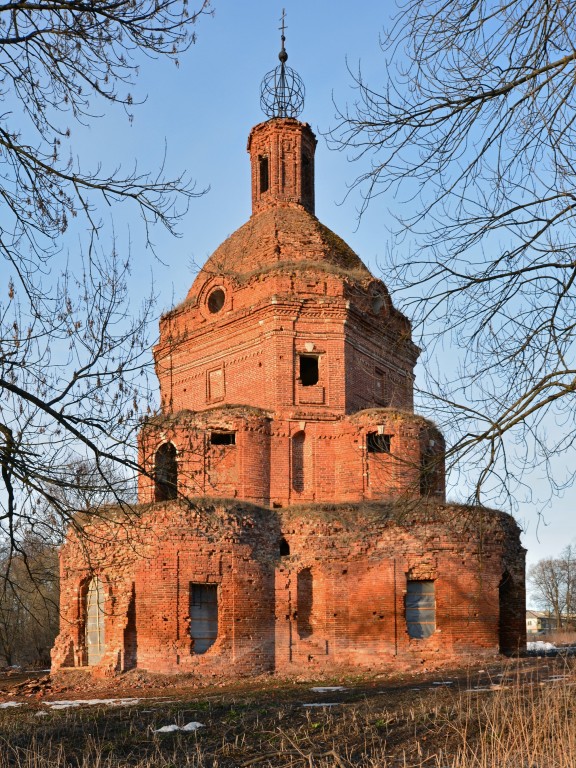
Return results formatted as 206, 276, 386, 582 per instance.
53, 113, 526, 678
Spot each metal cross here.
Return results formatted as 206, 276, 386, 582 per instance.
279, 8, 287, 44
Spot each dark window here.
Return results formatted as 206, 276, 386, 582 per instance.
302, 151, 313, 203
207, 288, 225, 314
297, 568, 313, 638
406, 580, 435, 639
279, 538, 290, 557
210, 431, 235, 446
367, 432, 391, 453
154, 443, 177, 502
291, 431, 305, 493
85, 577, 106, 665
259, 155, 269, 193
499, 572, 517, 655
299, 355, 319, 386
420, 448, 435, 496
190, 584, 218, 654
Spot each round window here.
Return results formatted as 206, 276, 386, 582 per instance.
207, 288, 225, 314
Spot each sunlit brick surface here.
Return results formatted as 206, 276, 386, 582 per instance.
53, 117, 525, 678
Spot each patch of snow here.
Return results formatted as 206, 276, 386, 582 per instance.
44, 698, 139, 710
35, 711, 49, 717
0, 702, 22, 709
302, 702, 340, 708
527, 641, 556, 651
154, 722, 204, 733
310, 686, 346, 693
432, 681, 453, 686
180, 722, 205, 732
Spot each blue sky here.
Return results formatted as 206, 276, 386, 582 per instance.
45, 1, 574, 587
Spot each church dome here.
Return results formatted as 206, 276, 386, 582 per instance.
186, 204, 371, 302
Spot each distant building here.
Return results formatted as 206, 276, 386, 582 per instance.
52, 30, 526, 678
526, 610, 557, 634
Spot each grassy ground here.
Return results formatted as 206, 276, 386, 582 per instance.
0, 658, 574, 767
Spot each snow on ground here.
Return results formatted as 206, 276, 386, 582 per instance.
43, 698, 140, 710
310, 686, 346, 693
302, 702, 340, 707
0, 702, 22, 709
527, 641, 557, 651
154, 722, 204, 733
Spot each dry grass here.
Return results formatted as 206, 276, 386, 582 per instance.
0, 662, 574, 767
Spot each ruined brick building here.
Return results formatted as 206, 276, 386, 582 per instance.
52, 37, 526, 677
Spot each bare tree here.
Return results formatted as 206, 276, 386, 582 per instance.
0, 535, 59, 667
528, 545, 576, 630
1, 0, 212, 558
330, 0, 576, 505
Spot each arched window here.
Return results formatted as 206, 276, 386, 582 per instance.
499, 572, 518, 654
291, 432, 305, 493
85, 577, 106, 665
155, 443, 177, 502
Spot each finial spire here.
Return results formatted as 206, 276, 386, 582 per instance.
260, 9, 305, 119
279, 8, 287, 63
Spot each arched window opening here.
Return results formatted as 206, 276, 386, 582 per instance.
279, 538, 290, 557
420, 448, 435, 496
155, 443, 177, 502
302, 151, 313, 204
259, 155, 269, 193
297, 568, 313, 638
499, 572, 518, 655
85, 577, 106, 666
291, 431, 305, 493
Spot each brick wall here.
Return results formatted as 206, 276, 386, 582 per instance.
52, 500, 526, 677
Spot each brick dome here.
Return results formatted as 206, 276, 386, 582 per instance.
188, 205, 371, 301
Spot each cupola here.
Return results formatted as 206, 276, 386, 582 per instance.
248, 15, 316, 215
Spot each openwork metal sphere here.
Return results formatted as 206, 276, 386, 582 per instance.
260, 64, 305, 119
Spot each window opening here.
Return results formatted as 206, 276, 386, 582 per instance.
302, 151, 313, 203
154, 443, 177, 502
297, 568, 313, 638
85, 577, 106, 665
299, 355, 319, 386
259, 155, 269, 193
279, 538, 290, 557
367, 432, 391, 453
210, 431, 236, 446
190, 584, 218, 654
207, 288, 225, 314
420, 448, 436, 496
498, 572, 517, 654
291, 431, 305, 493
406, 580, 435, 639
123, 583, 137, 670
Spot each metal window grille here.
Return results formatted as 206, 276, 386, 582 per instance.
406, 580, 436, 639
190, 584, 218, 654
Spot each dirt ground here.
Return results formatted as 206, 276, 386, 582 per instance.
0, 656, 573, 767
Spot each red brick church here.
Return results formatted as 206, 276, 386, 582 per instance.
52, 34, 525, 677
